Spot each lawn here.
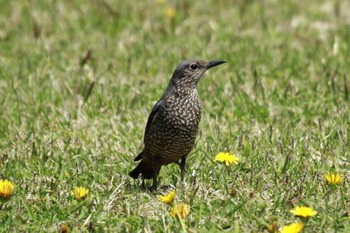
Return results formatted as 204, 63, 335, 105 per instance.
0, 0, 349, 232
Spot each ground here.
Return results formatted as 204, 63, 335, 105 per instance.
0, 0, 349, 232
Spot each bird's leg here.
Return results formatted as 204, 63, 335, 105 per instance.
141, 178, 145, 188
151, 164, 161, 192
180, 156, 187, 182
151, 175, 157, 191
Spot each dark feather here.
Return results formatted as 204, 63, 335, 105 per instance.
134, 152, 142, 161
144, 99, 164, 138
129, 160, 153, 179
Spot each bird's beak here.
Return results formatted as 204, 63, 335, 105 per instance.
206, 60, 226, 69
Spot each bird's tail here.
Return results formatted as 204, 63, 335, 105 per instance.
129, 160, 153, 179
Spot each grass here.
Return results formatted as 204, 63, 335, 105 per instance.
0, 0, 349, 232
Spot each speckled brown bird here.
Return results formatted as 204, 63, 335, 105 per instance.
129, 59, 226, 190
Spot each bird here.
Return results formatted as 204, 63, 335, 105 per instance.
129, 59, 226, 190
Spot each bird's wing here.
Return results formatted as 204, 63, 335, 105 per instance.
144, 99, 164, 137
133, 99, 164, 162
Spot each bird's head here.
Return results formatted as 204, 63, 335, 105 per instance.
169, 59, 226, 90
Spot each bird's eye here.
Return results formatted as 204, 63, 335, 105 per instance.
190, 64, 198, 70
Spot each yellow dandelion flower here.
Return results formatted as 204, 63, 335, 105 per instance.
0, 179, 15, 199
164, 7, 176, 19
71, 187, 88, 200
159, 190, 176, 204
170, 203, 190, 219
281, 222, 304, 233
214, 152, 240, 166
324, 173, 343, 185
290, 206, 317, 218
267, 222, 278, 233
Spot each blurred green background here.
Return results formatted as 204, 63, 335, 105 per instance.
0, 0, 349, 232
